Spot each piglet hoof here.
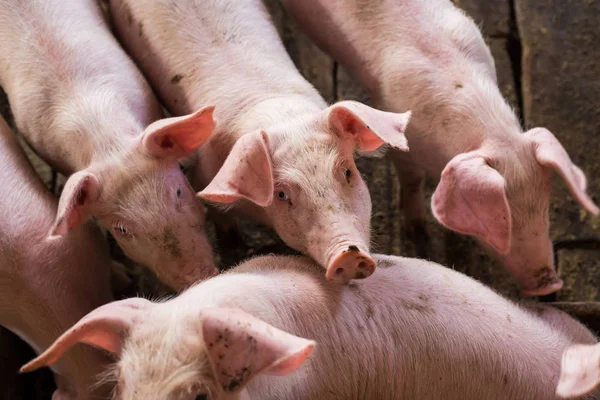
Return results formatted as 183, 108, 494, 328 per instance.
326, 249, 376, 284
521, 278, 564, 297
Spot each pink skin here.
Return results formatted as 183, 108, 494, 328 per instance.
107, 0, 411, 283
556, 343, 600, 399
0, 116, 114, 399
0, 0, 219, 291
21, 254, 599, 400
278, 0, 599, 296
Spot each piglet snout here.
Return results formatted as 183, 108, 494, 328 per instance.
520, 266, 563, 297
326, 247, 376, 284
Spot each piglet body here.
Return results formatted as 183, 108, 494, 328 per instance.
279, 0, 599, 295
108, 0, 413, 283
24, 253, 600, 400
0, 116, 114, 399
0, 0, 218, 290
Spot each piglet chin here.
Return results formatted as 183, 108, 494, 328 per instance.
325, 245, 376, 284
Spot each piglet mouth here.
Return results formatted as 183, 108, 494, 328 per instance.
325, 244, 376, 284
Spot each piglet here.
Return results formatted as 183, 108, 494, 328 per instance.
108, 0, 412, 284
0, 115, 114, 399
556, 343, 600, 398
22, 253, 600, 400
0, 0, 218, 290
279, 0, 599, 296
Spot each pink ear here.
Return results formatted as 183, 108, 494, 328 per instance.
327, 100, 411, 152
50, 170, 101, 237
142, 105, 216, 160
556, 343, 600, 398
198, 131, 274, 207
432, 152, 512, 254
527, 128, 599, 215
201, 307, 315, 393
20, 298, 150, 373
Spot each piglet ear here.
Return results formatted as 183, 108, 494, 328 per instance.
201, 307, 314, 393
50, 170, 101, 238
142, 105, 216, 160
19, 298, 150, 374
199, 131, 274, 207
556, 343, 600, 399
432, 152, 512, 254
326, 100, 411, 152
526, 128, 599, 215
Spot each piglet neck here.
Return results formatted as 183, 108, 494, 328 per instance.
58, 84, 159, 172
232, 93, 326, 136
74, 119, 145, 172
477, 110, 525, 155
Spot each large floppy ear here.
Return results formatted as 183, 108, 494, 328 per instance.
201, 307, 315, 393
326, 100, 411, 152
49, 170, 101, 238
20, 298, 150, 373
142, 105, 216, 160
432, 152, 512, 254
199, 131, 274, 207
526, 127, 599, 215
556, 343, 600, 399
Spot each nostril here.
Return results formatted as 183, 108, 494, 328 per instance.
358, 261, 366, 269
335, 267, 345, 276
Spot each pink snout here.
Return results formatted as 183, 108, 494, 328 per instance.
518, 265, 564, 297
521, 276, 564, 297
326, 247, 376, 284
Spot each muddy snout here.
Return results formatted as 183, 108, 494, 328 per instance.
519, 266, 564, 297
326, 246, 376, 284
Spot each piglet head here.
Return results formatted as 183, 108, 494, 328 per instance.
432, 128, 598, 296
50, 106, 219, 291
22, 301, 314, 400
431, 150, 559, 296
200, 101, 411, 284
556, 343, 600, 399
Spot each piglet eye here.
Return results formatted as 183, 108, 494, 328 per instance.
195, 395, 208, 400
113, 221, 131, 237
176, 188, 182, 198
345, 168, 352, 179
276, 191, 288, 201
